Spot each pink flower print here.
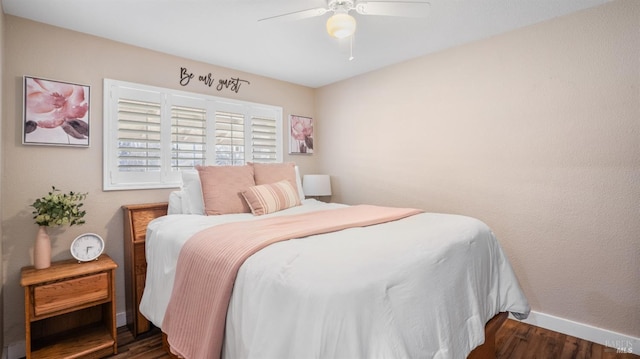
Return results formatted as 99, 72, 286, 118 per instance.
25, 78, 89, 139
291, 116, 313, 153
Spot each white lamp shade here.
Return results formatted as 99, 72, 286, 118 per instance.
303, 175, 332, 196
326, 12, 356, 39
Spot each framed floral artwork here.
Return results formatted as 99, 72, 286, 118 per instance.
289, 115, 313, 154
23, 76, 90, 147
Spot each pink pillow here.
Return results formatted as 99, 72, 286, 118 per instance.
250, 162, 297, 190
242, 180, 301, 215
196, 165, 255, 215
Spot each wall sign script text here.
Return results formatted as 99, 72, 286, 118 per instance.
179, 67, 250, 93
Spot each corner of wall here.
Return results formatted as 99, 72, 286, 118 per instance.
0, 2, 6, 357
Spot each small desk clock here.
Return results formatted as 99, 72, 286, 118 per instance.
70, 233, 105, 262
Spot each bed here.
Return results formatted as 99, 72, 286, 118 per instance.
127, 163, 530, 359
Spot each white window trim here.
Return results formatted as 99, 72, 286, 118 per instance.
103, 79, 283, 191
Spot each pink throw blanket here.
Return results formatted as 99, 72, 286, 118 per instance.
162, 205, 423, 359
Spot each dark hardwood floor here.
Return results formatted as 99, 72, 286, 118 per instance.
110, 327, 168, 359
495, 319, 637, 359
109, 320, 639, 358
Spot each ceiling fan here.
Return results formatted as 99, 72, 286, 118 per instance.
259, 0, 431, 39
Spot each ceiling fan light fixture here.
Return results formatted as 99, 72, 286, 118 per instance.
326, 12, 356, 38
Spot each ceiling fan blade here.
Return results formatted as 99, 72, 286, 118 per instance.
355, 1, 430, 18
258, 7, 329, 22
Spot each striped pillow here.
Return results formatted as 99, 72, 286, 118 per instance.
241, 180, 301, 216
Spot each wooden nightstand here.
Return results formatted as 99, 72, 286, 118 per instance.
21, 254, 118, 359
122, 202, 168, 336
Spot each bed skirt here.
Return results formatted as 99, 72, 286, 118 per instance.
161, 312, 508, 359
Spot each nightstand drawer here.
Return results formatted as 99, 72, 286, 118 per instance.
33, 272, 109, 317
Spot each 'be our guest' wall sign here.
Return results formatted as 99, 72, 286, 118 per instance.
179, 67, 250, 93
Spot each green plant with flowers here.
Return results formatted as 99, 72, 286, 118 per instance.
32, 186, 88, 227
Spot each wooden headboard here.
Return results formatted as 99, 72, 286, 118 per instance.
122, 202, 168, 337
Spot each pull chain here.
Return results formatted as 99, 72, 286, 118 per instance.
349, 35, 354, 61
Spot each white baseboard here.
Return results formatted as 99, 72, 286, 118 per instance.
116, 311, 127, 328
4, 340, 24, 359
512, 310, 639, 355
4, 311, 129, 359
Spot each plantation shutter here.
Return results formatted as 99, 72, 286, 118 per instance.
105, 84, 166, 189
215, 110, 245, 165
250, 115, 278, 163
117, 98, 162, 172
171, 104, 207, 170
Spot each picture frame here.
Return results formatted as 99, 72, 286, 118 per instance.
23, 76, 90, 147
289, 115, 314, 154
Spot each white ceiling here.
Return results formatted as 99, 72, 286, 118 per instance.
2, 0, 609, 88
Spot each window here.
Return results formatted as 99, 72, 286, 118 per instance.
104, 79, 282, 190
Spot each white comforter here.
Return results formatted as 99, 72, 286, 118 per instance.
140, 199, 529, 359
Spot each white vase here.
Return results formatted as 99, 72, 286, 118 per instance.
34, 226, 51, 269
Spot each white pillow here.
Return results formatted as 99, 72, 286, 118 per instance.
181, 170, 205, 215
167, 191, 183, 214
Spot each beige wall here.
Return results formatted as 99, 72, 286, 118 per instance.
316, 0, 639, 338
1, 16, 317, 345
